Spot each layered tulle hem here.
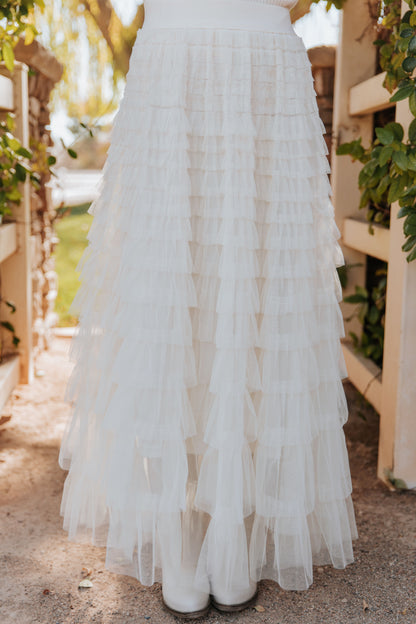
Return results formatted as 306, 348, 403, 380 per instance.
59, 24, 358, 592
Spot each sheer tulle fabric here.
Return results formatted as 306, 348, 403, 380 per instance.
59, 24, 358, 593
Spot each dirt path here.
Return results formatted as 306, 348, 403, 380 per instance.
0, 337, 415, 624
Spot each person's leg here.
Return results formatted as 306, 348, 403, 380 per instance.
158, 455, 211, 618
199, 514, 258, 611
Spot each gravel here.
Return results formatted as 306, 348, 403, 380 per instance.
0, 337, 415, 624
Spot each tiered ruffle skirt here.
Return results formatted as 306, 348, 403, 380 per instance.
59, 25, 359, 592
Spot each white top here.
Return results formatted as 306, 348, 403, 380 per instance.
142, 0, 296, 34
247, 0, 299, 7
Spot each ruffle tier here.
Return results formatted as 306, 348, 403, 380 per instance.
59, 25, 358, 593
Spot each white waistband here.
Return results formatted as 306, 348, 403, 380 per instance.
142, 0, 294, 34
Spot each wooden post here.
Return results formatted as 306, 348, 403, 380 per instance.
330, 0, 378, 340
377, 2, 416, 489
0, 62, 33, 384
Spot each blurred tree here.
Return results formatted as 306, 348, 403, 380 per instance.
34, 0, 340, 127
34, 1, 144, 125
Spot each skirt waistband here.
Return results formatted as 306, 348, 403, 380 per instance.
142, 0, 294, 34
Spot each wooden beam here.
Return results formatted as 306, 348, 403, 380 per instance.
0, 63, 33, 384
349, 72, 394, 116
0, 355, 19, 414
343, 217, 390, 262
341, 340, 383, 414
0, 74, 13, 111
0, 223, 17, 264
331, 0, 378, 341
378, 92, 416, 489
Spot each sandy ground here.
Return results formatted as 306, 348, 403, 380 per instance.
0, 337, 415, 624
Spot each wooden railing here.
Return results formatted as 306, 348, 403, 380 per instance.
331, 0, 416, 488
0, 62, 33, 412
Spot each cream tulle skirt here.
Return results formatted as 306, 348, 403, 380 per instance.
58, 0, 358, 594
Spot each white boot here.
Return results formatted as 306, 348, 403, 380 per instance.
206, 516, 258, 612
210, 577, 258, 612
162, 565, 211, 618
158, 510, 210, 619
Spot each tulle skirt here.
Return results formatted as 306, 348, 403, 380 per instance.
58, 3, 359, 593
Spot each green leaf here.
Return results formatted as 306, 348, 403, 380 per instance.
409, 35, 416, 54
4, 134, 21, 152
2, 41, 14, 72
368, 306, 380, 324
6, 188, 21, 202
404, 10, 413, 24
402, 56, 416, 73
15, 163, 27, 182
409, 118, 416, 142
389, 84, 414, 102
16, 146, 33, 159
364, 344, 376, 357
380, 43, 394, 58
409, 90, 416, 117
375, 127, 395, 145
377, 174, 390, 196
393, 478, 408, 490
47, 155, 57, 166
24, 24, 36, 46
356, 285, 369, 297
401, 183, 416, 198
406, 246, 416, 261
379, 145, 393, 166
349, 331, 359, 345
5, 301, 16, 314
386, 122, 404, 142
397, 205, 415, 218
5, 114, 15, 132
359, 188, 371, 209
392, 150, 408, 170
343, 293, 368, 304
387, 176, 401, 203
400, 27, 414, 38
358, 302, 369, 325
402, 234, 416, 251
403, 213, 416, 235
68, 148, 77, 159
1, 321, 15, 333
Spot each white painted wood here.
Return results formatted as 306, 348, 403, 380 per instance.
341, 340, 383, 414
0, 355, 19, 414
378, 92, 416, 489
334, 1, 416, 489
0, 223, 18, 264
343, 217, 390, 262
0, 63, 33, 384
0, 74, 13, 111
349, 71, 393, 116
331, 0, 378, 343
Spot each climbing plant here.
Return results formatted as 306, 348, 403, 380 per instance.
0, 0, 44, 71
335, 0, 416, 368
337, 0, 416, 264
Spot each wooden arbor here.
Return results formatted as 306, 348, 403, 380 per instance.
0, 63, 33, 411
331, 0, 416, 489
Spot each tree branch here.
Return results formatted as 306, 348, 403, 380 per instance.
82, 0, 133, 75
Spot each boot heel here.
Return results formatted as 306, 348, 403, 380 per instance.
162, 598, 211, 619
211, 588, 259, 613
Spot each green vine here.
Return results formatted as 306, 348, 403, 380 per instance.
0, 113, 42, 221
343, 264, 387, 367
0, 288, 20, 364
0, 0, 44, 71
337, 0, 416, 263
